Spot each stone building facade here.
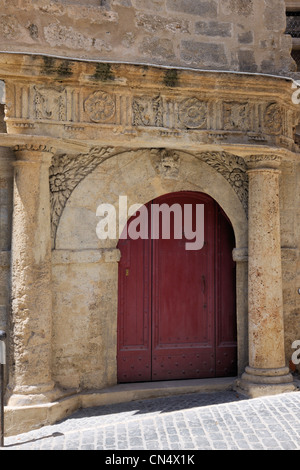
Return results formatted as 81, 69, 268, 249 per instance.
0, 0, 300, 435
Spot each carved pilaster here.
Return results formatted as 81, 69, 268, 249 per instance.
8, 143, 59, 405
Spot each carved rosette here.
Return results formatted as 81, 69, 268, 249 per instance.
178, 97, 207, 129
49, 146, 115, 247
84, 91, 116, 123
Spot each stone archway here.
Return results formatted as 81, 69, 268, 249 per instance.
51, 148, 248, 390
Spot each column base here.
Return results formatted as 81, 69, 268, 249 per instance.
6, 382, 62, 406
235, 366, 297, 398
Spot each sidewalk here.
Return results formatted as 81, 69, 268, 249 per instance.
3, 387, 300, 450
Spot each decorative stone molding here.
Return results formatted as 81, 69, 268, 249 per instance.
49, 147, 249, 248
14, 143, 55, 154
245, 154, 282, 170
49, 146, 115, 246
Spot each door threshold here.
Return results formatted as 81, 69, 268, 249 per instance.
80, 377, 237, 409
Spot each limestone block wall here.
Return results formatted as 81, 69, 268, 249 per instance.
0, 0, 294, 74
51, 250, 118, 390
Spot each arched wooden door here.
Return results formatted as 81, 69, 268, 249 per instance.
117, 192, 237, 382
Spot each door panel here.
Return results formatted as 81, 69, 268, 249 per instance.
117, 206, 152, 382
151, 193, 215, 380
117, 192, 237, 383
215, 206, 237, 377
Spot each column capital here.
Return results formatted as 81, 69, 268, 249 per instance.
13, 143, 54, 167
244, 154, 282, 171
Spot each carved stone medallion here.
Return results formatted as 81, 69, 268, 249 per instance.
84, 91, 116, 123
178, 97, 207, 129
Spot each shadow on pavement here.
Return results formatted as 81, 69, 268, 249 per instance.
56, 390, 247, 423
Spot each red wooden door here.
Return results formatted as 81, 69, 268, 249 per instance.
117, 192, 237, 383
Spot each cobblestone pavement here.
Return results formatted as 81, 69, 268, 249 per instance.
3, 390, 300, 451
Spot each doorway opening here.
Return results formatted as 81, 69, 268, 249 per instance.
117, 191, 237, 383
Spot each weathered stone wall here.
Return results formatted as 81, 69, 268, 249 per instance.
0, 0, 294, 74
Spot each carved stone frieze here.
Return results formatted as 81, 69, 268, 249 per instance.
4, 77, 295, 152
3, 57, 298, 159
49, 146, 115, 246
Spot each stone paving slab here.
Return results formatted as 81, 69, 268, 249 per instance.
3, 390, 300, 451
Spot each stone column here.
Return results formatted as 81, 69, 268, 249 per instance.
238, 155, 295, 397
7, 144, 58, 406
0, 146, 14, 332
